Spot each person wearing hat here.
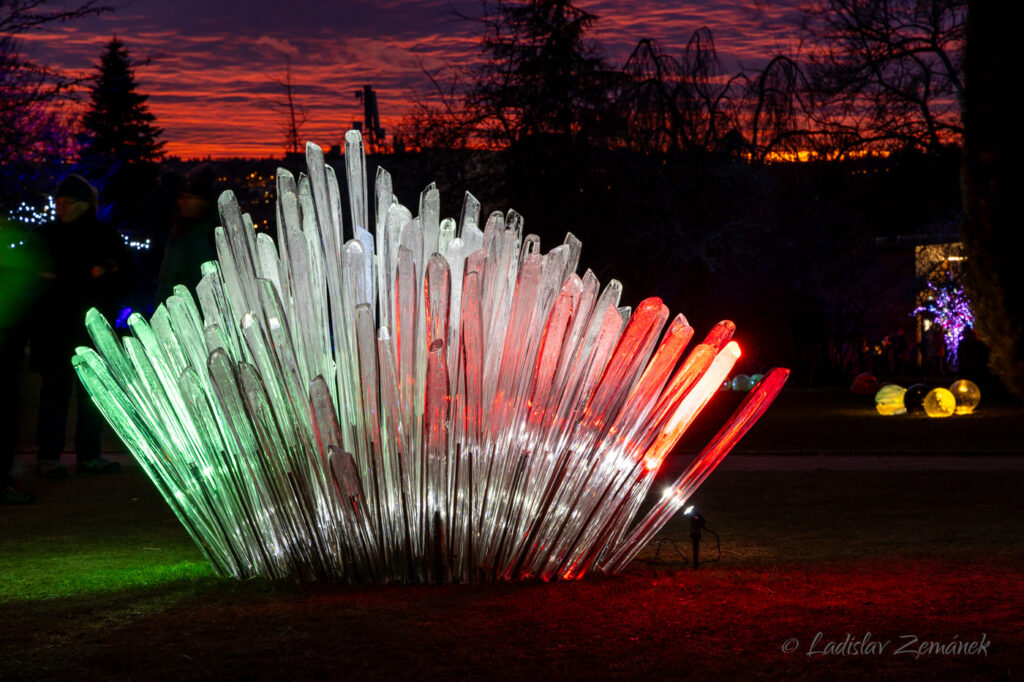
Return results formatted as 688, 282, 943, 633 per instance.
31, 174, 130, 478
155, 164, 220, 304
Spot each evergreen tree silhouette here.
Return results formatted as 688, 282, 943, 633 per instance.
467, 0, 613, 148
80, 36, 163, 232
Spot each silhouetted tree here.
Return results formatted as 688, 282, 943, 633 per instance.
742, 0, 965, 160
80, 36, 163, 231
745, 55, 820, 160
960, 0, 1024, 396
404, 0, 619, 149
802, 0, 965, 154
403, 64, 474, 149
0, 0, 109, 201
618, 30, 744, 155
466, 0, 615, 147
400, 0, 622, 235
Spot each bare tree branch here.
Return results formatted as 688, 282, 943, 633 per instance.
1, 2, 112, 179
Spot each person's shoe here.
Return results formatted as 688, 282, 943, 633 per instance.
36, 460, 69, 479
78, 456, 121, 474
1, 483, 36, 505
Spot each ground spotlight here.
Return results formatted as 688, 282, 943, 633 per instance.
686, 507, 705, 569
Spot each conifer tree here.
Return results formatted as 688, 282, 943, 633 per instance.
80, 36, 163, 230
468, 0, 613, 147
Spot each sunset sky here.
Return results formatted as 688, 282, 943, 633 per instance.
21, 0, 805, 159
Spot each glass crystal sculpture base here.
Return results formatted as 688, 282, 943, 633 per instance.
73, 131, 788, 583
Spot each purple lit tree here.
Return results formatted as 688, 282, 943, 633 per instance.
913, 281, 974, 369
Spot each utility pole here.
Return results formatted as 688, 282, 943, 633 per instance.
278, 57, 307, 156
354, 85, 386, 149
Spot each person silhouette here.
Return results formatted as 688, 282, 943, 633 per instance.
31, 174, 130, 477
155, 164, 220, 304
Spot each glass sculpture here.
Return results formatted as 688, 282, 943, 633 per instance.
73, 132, 788, 583
730, 374, 754, 391
923, 387, 956, 418
874, 384, 907, 416
851, 372, 878, 395
948, 379, 981, 414
903, 383, 928, 413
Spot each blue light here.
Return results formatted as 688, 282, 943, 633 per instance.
114, 306, 133, 330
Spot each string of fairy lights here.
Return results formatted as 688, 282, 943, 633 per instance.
120, 234, 152, 251
7, 196, 56, 226
4, 195, 151, 251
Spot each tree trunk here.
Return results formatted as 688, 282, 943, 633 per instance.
960, 1, 1024, 396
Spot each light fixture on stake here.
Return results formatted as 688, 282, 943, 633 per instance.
684, 506, 719, 570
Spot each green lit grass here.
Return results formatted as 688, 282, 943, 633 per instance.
0, 552, 213, 603
0, 469, 217, 604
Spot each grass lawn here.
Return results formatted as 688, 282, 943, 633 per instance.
2, 460, 1021, 680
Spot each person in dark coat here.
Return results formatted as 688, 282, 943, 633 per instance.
155, 164, 220, 304
31, 174, 130, 477
956, 327, 990, 382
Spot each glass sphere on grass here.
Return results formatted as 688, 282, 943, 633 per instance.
875, 384, 907, 416
923, 387, 956, 418
903, 384, 928, 414
731, 374, 754, 391
949, 379, 981, 414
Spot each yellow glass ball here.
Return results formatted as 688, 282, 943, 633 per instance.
923, 387, 956, 418
949, 379, 981, 414
874, 384, 906, 416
